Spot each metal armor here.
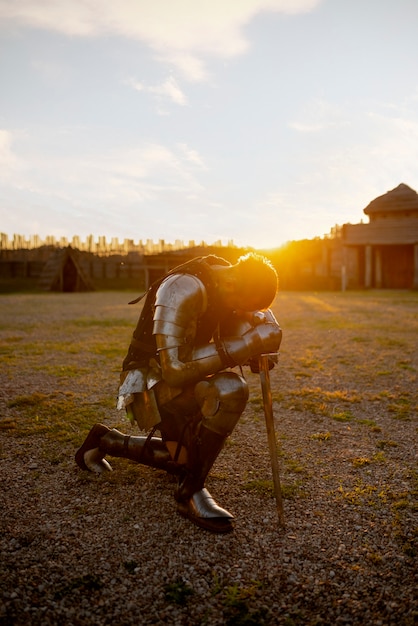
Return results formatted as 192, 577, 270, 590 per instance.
154, 274, 282, 389
118, 271, 281, 432
194, 372, 249, 437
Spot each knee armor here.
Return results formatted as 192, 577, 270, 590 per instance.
194, 372, 249, 437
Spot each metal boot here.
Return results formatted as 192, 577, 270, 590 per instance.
75, 423, 182, 475
175, 425, 234, 533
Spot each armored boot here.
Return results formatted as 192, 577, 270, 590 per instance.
175, 425, 234, 534
75, 423, 183, 476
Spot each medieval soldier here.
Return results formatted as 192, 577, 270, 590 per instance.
75, 253, 282, 533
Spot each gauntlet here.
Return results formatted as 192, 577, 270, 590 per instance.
219, 321, 282, 368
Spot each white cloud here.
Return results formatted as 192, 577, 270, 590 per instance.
127, 76, 187, 107
0, 134, 205, 206
157, 52, 208, 83
0, 134, 213, 240
177, 144, 207, 169
0, 0, 322, 80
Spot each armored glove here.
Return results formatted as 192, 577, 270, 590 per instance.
217, 320, 282, 368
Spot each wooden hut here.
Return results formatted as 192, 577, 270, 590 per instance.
39, 246, 95, 292
342, 184, 418, 289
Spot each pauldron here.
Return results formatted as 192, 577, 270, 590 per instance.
153, 273, 207, 350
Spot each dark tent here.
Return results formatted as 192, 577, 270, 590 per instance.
39, 246, 95, 292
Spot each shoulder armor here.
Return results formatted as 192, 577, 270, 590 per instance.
153, 273, 207, 338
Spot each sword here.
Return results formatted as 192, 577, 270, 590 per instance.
259, 353, 285, 528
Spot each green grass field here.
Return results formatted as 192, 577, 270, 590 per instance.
1, 289, 417, 445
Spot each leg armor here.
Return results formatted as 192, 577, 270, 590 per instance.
194, 371, 249, 436
175, 372, 248, 533
75, 424, 183, 476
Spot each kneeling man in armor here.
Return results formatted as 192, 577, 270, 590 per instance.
75, 253, 282, 533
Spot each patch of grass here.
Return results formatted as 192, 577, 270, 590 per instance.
243, 479, 274, 497
6, 391, 111, 444
372, 451, 386, 464
356, 418, 377, 428
281, 482, 305, 499
99, 462, 143, 486
296, 351, 324, 371
366, 551, 383, 565
36, 364, 91, 378
163, 578, 194, 605
392, 499, 410, 510
337, 479, 379, 506
352, 335, 370, 343
285, 457, 307, 474
315, 317, 359, 331
352, 457, 371, 468
351, 451, 386, 469
397, 360, 415, 371
7, 392, 49, 409
331, 410, 354, 422
19, 340, 83, 357
294, 370, 312, 378
388, 394, 413, 420
376, 439, 398, 449
377, 337, 407, 349
248, 395, 264, 409
0, 418, 17, 431
223, 580, 263, 607
210, 575, 268, 626
73, 317, 132, 328
285, 387, 361, 418
223, 582, 268, 626
90, 343, 124, 358
243, 478, 304, 500
310, 431, 331, 441
211, 471, 230, 481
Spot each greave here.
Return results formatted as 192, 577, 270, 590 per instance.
75, 423, 182, 475
100, 428, 182, 475
175, 424, 234, 533
175, 425, 226, 502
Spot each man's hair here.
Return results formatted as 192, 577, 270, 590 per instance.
235, 253, 278, 310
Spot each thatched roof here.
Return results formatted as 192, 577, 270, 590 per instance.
364, 183, 418, 216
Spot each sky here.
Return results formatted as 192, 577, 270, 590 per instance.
0, 0, 417, 250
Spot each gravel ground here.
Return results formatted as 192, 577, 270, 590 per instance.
0, 290, 417, 625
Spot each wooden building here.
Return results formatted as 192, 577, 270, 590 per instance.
342, 183, 418, 289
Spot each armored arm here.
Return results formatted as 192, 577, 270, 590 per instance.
154, 273, 214, 387
155, 276, 281, 388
